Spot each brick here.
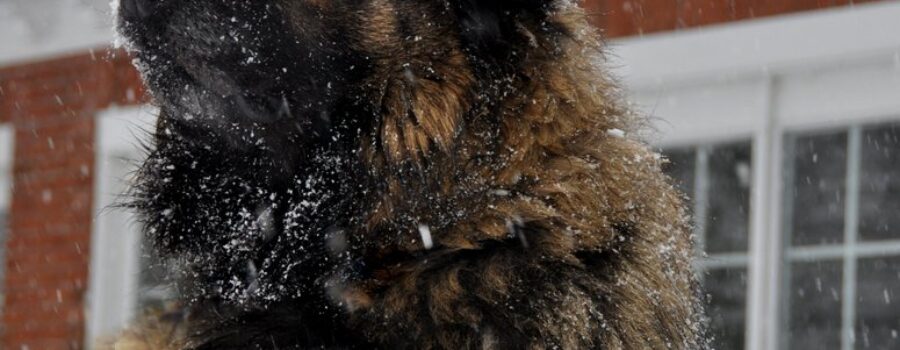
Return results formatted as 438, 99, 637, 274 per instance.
588, 0, 680, 37
588, 0, 888, 37
1, 48, 144, 348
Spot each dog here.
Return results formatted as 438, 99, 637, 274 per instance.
114, 0, 708, 348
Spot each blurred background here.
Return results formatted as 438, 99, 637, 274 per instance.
1, 0, 899, 349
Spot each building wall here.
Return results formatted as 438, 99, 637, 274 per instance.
586, 0, 885, 37
0, 1, 888, 348
0, 50, 144, 349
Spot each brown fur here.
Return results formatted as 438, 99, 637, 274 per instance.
105, 309, 187, 350
118, 1, 706, 349
344, 6, 704, 348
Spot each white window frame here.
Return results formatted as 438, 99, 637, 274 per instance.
0, 123, 13, 307
0, 123, 12, 213
611, 2, 900, 350
86, 106, 157, 348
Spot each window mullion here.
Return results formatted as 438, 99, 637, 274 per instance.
751, 77, 785, 350
694, 147, 711, 256
776, 131, 796, 350
841, 126, 863, 350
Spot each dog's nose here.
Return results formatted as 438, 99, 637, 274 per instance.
119, 0, 156, 21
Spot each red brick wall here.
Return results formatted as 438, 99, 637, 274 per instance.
0, 49, 144, 349
0, 1, 888, 348
584, 0, 887, 37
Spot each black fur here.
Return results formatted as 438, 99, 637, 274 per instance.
118, 1, 378, 347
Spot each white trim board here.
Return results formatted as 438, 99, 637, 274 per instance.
86, 106, 157, 348
631, 77, 768, 147
0, 125, 13, 210
610, 1, 900, 90
614, 2, 900, 147
775, 60, 900, 128
638, 59, 900, 147
0, 0, 116, 67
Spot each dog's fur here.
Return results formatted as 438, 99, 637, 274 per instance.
114, 0, 707, 348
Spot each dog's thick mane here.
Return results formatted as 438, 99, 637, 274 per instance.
117, 1, 707, 349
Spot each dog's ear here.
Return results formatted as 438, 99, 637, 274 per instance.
450, 0, 556, 58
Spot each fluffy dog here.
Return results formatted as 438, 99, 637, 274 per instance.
114, 0, 708, 348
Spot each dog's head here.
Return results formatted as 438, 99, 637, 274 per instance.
116, 0, 364, 135
116, 0, 564, 142
117, 0, 583, 307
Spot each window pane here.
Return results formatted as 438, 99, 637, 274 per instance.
137, 240, 175, 311
663, 148, 696, 201
786, 260, 843, 350
706, 143, 752, 253
706, 267, 747, 350
856, 256, 900, 350
787, 132, 847, 246
859, 123, 900, 241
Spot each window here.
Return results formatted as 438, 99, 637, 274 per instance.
781, 122, 900, 350
664, 141, 753, 350
136, 237, 174, 311
616, 3, 900, 349
0, 124, 12, 307
87, 108, 172, 347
